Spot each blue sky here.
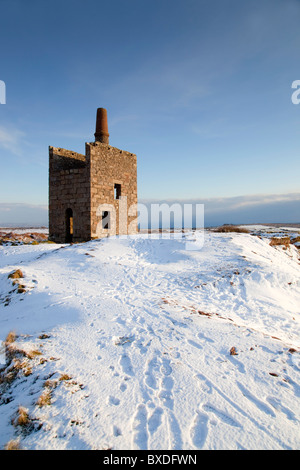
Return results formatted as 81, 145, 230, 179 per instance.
0, 0, 300, 225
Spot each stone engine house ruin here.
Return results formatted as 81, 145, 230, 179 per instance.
49, 108, 138, 243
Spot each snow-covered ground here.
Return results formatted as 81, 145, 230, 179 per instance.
0, 229, 299, 450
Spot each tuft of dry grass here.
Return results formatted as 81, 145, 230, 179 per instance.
9, 358, 32, 378
44, 379, 58, 389
11, 407, 41, 435
3, 331, 22, 364
8, 269, 24, 280
36, 389, 52, 407
269, 237, 290, 248
59, 373, 72, 382
25, 349, 42, 360
5, 439, 21, 450
17, 286, 26, 294
5, 331, 17, 345
23, 364, 33, 377
213, 225, 249, 233
1, 332, 42, 386
0, 368, 18, 386
13, 406, 30, 428
38, 334, 51, 340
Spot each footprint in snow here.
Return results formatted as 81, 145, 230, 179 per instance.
148, 407, 164, 435
197, 332, 214, 344
187, 339, 203, 351
108, 395, 120, 406
132, 404, 148, 450
237, 382, 276, 417
161, 357, 172, 376
202, 403, 242, 428
113, 425, 122, 437
120, 353, 134, 376
195, 373, 213, 394
266, 396, 297, 421
145, 357, 159, 390
190, 411, 209, 449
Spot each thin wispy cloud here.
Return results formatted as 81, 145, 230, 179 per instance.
0, 125, 26, 157
227, 193, 300, 211
140, 193, 300, 227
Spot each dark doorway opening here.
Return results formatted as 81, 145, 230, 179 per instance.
66, 208, 73, 243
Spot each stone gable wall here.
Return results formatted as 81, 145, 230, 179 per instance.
49, 147, 91, 242
87, 142, 138, 238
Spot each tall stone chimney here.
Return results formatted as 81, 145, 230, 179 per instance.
49, 106, 138, 243
94, 107, 109, 144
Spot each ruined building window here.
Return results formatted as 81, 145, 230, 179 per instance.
65, 208, 73, 243
102, 211, 110, 230
114, 183, 121, 200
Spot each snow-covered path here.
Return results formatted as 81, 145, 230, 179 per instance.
0, 231, 299, 449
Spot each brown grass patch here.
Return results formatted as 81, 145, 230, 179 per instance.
0, 369, 18, 386
38, 334, 51, 340
17, 285, 26, 294
25, 349, 42, 360
11, 406, 40, 434
5, 331, 17, 345
44, 379, 58, 389
8, 269, 24, 280
59, 373, 72, 381
269, 237, 290, 248
213, 225, 250, 233
3, 331, 23, 364
1, 332, 42, 382
36, 389, 52, 407
23, 365, 33, 377
4, 439, 21, 450
12, 406, 30, 428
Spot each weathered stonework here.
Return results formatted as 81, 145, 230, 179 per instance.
49, 109, 138, 243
